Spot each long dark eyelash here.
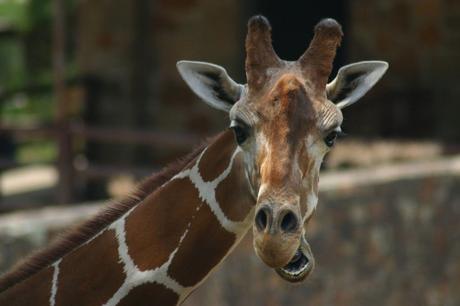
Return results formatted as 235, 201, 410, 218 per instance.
234, 118, 250, 129
230, 118, 250, 145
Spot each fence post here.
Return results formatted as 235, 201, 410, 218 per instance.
53, 0, 73, 204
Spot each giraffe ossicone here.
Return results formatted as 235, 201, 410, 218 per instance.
0, 15, 387, 305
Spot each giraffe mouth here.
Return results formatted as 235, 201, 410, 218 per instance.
275, 235, 315, 282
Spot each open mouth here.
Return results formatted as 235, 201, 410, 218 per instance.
275, 236, 314, 282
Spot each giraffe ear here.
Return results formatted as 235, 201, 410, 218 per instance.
177, 61, 243, 112
326, 61, 388, 109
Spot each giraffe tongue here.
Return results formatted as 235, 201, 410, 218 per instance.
290, 249, 303, 263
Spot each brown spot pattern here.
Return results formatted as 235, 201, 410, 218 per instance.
55, 229, 125, 306
215, 154, 254, 222
198, 130, 236, 182
0, 266, 52, 306
168, 204, 236, 287
126, 178, 202, 271
117, 283, 179, 306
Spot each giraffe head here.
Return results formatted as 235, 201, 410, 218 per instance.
177, 15, 387, 282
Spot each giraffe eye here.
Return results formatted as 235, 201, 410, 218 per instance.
232, 125, 249, 145
231, 121, 250, 145
324, 129, 346, 147
324, 131, 338, 147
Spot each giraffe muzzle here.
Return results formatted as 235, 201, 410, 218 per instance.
253, 203, 303, 268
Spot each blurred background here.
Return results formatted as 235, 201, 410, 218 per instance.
0, 0, 459, 305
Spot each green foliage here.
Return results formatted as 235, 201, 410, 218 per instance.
0, 0, 54, 125
26, 0, 52, 31
0, 39, 25, 90
0, 0, 29, 32
1, 92, 54, 125
0, 0, 53, 164
0, 0, 74, 164
0, 0, 52, 32
0, 0, 53, 88
17, 139, 56, 163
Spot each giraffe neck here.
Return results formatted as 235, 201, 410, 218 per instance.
0, 130, 255, 306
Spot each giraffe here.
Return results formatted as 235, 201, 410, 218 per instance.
0, 15, 387, 305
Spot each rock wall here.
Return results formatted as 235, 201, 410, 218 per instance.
1, 156, 460, 306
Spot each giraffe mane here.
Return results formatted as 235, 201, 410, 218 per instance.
0, 133, 221, 293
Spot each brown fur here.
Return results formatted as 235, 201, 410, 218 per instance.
118, 283, 178, 306
119, 129, 248, 287
55, 229, 125, 305
259, 74, 313, 189
241, 17, 344, 269
215, 153, 254, 222
167, 203, 236, 287
0, 266, 53, 305
299, 19, 343, 94
0, 135, 218, 293
249, 73, 324, 267
245, 16, 281, 91
125, 178, 203, 271
198, 131, 237, 182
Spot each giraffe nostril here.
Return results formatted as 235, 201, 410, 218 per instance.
255, 207, 270, 232
280, 210, 298, 233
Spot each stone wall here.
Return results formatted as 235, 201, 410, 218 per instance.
1, 156, 460, 305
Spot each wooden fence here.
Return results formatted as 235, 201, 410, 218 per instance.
0, 0, 202, 208
0, 123, 201, 206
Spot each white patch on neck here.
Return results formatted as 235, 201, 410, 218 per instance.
172, 147, 250, 235
173, 146, 255, 302
49, 259, 61, 306
103, 217, 186, 306
41, 142, 254, 306
104, 200, 253, 305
